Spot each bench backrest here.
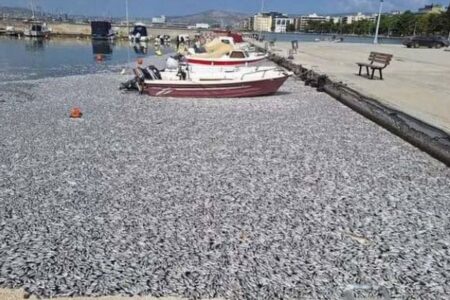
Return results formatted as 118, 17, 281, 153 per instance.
368, 52, 393, 65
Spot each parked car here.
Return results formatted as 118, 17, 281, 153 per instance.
403, 36, 450, 49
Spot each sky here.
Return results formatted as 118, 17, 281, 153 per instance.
0, 0, 448, 17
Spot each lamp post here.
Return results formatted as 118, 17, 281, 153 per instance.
374, 0, 383, 44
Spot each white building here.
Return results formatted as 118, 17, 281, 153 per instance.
252, 13, 273, 32
342, 12, 374, 24
195, 23, 210, 29
152, 15, 166, 24
295, 14, 330, 31
273, 16, 291, 33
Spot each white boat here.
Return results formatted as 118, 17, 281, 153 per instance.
24, 22, 50, 38
186, 49, 268, 66
91, 21, 116, 40
126, 65, 292, 98
129, 23, 150, 42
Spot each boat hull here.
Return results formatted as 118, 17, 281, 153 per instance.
143, 76, 289, 98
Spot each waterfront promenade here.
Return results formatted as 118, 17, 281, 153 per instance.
253, 40, 450, 134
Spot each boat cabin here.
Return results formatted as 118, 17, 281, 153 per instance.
219, 37, 235, 45
91, 21, 115, 40
130, 23, 148, 39
24, 21, 50, 38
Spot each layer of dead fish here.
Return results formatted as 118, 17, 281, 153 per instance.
0, 63, 449, 299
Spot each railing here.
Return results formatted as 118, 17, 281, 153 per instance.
240, 67, 279, 80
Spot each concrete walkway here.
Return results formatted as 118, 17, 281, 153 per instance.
253, 40, 450, 134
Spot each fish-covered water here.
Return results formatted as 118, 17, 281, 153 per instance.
0, 37, 172, 81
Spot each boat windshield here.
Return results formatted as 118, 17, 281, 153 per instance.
132, 26, 147, 36
229, 51, 245, 59
31, 25, 42, 31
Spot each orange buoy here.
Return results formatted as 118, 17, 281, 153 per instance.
95, 54, 104, 62
70, 107, 83, 119
137, 58, 144, 65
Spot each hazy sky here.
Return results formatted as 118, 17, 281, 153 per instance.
0, 0, 448, 17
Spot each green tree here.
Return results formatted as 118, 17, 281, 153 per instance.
441, 7, 450, 37
417, 13, 431, 35
395, 11, 417, 36
287, 23, 296, 32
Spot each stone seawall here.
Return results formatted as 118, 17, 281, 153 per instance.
0, 20, 202, 38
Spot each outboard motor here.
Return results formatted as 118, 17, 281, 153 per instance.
138, 65, 162, 80
120, 65, 162, 94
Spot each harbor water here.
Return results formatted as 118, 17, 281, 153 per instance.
0, 36, 172, 81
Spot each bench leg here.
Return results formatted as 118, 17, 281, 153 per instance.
358, 65, 362, 76
371, 68, 375, 79
379, 69, 383, 80
366, 66, 369, 76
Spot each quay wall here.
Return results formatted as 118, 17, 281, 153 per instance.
0, 20, 202, 38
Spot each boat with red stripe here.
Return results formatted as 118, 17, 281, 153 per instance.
130, 65, 291, 98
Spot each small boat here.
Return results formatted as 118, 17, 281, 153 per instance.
91, 21, 116, 40
24, 21, 50, 38
126, 65, 291, 98
129, 23, 150, 42
4, 26, 23, 37
186, 50, 267, 66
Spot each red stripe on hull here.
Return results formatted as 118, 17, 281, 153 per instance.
186, 56, 266, 66
143, 76, 288, 98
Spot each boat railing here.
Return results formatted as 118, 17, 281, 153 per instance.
240, 67, 278, 80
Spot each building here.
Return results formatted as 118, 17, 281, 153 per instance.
249, 16, 254, 31
294, 14, 330, 31
252, 13, 272, 32
418, 4, 446, 14
195, 23, 210, 29
152, 15, 166, 24
342, 12, 374, 24
238, 19, 250, 31
390, 10, 403, 15
251, 12, 293, 32
273, 15, 291, 32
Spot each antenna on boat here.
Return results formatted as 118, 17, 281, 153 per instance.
259, 0, 265, 41
30, 0, 36, 19
125, 0, 129, 34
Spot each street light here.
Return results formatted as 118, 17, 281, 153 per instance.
374, 0, 384, 44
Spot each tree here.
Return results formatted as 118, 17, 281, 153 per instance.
287, 23, 296, 32
442, 6, 450, 37
395, 11, 417, 36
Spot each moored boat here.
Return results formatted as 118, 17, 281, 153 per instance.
24, 21, 50, 38
91, 21, 116, 40
129, 23, 150, 42
125, 65, 291, 98
186, 50, 267, 66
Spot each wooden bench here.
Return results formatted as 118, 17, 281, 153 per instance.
357, 52, 393, 80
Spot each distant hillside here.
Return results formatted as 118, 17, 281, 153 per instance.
0, 7, 250, 26
0, 6, 33, 18
167, 10, 249, 25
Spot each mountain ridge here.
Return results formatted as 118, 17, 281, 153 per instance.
0, 6, 249, 25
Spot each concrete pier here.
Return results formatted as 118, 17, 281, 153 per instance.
253, 40, 450, 134
0, 20, 200, 39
